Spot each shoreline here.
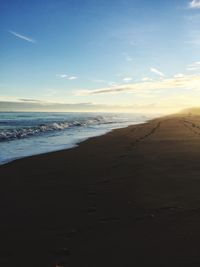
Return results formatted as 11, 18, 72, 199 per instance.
0, 119, 147, 166
1, 114, 200, 266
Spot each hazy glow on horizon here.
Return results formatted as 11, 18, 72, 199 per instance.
1, 0, 200, 113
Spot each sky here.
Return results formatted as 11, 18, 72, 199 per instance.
1, 0, 200, 113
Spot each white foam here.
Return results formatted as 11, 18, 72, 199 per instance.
0, 117, 111, 142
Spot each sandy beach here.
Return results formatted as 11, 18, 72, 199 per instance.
1, 114, 200, 266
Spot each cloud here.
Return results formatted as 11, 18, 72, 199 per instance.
108, 82, 118, 87
9, 30, 36, 43
56, 74, 68, 78
187, 61, 200, 71
150, 67, 165, 77
142, 77, 153, 82
76, 74, 200, 95
0, 101, 97, 112
174, 73, 184, 78
19, 98, 40, 102
122, 77, 133, 82
68, 76, 78, 80
56, 74, 78, 80
0, 100, 183, 113
189, 0, 200, 9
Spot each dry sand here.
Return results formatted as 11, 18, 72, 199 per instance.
1, 114, 200, 266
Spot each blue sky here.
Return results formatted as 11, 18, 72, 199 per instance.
1, 0, 200, 113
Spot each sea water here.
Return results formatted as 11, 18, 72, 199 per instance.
0, 112, 153, 164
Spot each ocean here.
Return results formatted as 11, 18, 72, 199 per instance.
0, 112, 152, 165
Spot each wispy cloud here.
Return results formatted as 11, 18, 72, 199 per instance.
56, 74, 68, 78
68, 76, 78, 80
9, 30, 36, 43
107, 81, 119, 87
142, 77, 153, 82
150, 67, 165, 77
189, 0, 200, 9
0, 100, 182, 113
187, 61, 200, 71
174, 73, 184, 78
56, 74, 78, 80
19, 98, 40, 102
92, 79, 118, 86
122, 77, 133, 82
76, 74, 200, 95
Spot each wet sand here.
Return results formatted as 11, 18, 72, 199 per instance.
1, 114, 200, 266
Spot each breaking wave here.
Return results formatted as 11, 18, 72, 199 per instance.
0, 116, 114, 142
